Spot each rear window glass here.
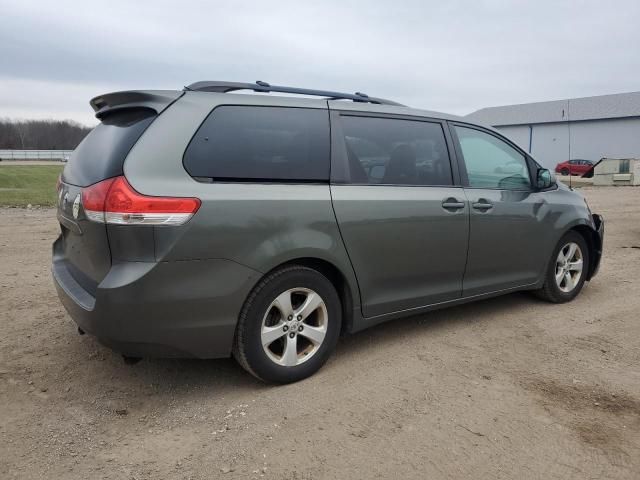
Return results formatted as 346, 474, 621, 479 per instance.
62, 108, 155, 187
183, 106, 330, 182
339, 115, 452, 186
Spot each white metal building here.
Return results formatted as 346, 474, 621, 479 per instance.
466, 91, 640, 169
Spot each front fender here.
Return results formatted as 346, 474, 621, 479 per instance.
587, 214, 604, 279
553, 213, 603, 281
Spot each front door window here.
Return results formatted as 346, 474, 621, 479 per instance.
454, 126, 530, 190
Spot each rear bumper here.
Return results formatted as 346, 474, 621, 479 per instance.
588, 213, 604, 279
53, 243, 261, 358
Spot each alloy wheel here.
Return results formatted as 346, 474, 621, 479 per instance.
555, 242, 584, 293
261, 288, 328, 367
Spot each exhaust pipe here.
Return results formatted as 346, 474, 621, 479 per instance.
122, 356, 142, 365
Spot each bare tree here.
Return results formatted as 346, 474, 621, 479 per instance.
15, 122, 30, 148
0, 118, 92, 149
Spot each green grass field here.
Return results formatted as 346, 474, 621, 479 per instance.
0, 165, 64, 207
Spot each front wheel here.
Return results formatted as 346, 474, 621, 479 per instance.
560, 168, 570, 176
533, 232, 589, 303
233, 265, 341, 383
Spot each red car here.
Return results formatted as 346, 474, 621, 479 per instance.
555, 159, 594, 176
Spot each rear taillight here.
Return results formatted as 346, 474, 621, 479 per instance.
56, 174, 62, 192
81, 176, 201, 226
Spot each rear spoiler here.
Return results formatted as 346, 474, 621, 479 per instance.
90, 90, 184, 120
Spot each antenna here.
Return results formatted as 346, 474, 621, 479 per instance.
567, 101, 573, 190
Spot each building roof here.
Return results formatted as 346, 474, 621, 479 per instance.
466, 91, 640, 127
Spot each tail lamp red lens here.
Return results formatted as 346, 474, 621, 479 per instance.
81, 176, 201, 225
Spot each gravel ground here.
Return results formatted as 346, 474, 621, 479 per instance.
1, 186, 639, 479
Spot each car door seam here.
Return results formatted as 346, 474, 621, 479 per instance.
460, 189, 472, 298
327, 184, 366, 315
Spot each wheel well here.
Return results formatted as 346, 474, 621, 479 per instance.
569, 225, 599, 280
271, 258, 354, 335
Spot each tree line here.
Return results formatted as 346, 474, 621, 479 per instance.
0, 119, 92, 150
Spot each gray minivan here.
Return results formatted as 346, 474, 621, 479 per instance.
53, 81, 604, 383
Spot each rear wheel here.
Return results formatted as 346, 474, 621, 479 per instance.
233, 265, 341, 383
534, 232, 589, 303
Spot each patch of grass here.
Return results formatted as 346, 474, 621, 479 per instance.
0, 165, 64, 207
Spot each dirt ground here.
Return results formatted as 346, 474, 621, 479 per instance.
1, 186, 639, 480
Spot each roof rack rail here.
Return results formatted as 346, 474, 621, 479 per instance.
184, 80, 405, 106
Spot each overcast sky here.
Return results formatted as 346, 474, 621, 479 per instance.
1, 0, 639, 126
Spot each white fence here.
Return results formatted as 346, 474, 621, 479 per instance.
0, 150, 73, 161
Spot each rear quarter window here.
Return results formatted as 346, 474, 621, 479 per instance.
183, 106, 330, 182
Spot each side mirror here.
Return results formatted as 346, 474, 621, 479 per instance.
537, 168, 555, 189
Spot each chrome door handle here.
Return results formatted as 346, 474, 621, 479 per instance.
471, 201, 493, 211
442, 198, 465, 210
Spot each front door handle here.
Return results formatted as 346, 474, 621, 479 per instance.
471, 200, 494, 211
442, 198, 466, 211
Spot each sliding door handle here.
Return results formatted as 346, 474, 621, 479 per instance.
471, 200, 494, 211
442, 198, 466, 210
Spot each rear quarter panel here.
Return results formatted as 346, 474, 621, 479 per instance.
122, 92, 361, 308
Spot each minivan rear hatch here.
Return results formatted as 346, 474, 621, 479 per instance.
55, 90, 182, 296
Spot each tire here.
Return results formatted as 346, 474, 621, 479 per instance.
233, 265, 342, 383
533, 231, 590, 303
560, 168, 570, 176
